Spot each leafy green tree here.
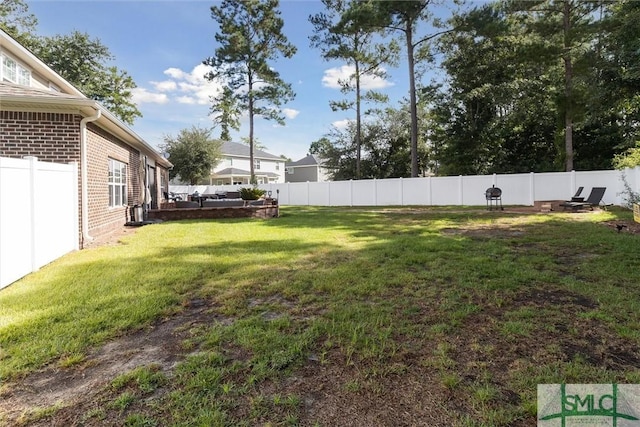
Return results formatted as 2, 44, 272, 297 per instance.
309, 137, 334, 156
309, 135, 347, 180
312, 104, 428, 180
2, 1, 142, 126
360, 106, 413, 178
432, 3, 560, 175
310, 0, 397, 179
508, 0, 601, 171
0, 0, 37, 46
319, 122, 359, 180
161, 126, 223, 185
319, 0, 640, 176
575, 0, 640, 170
613, 143, 640, 169
32, 31, 141, 125
204, 0, 296, 183
431, 0, 636, 174
601, 1, 640, 100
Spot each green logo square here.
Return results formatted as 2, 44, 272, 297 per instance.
538, 384, 640, 426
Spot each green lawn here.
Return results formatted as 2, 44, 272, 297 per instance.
1, 206, 639, 426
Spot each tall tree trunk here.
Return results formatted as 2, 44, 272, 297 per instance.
563, 0, 574, 171
248, 74, 255, 183
355, 59, 362, 180
406, 20, 419, 177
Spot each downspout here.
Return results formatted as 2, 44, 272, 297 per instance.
80, 108, 101, 245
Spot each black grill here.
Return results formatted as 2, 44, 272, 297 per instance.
485, 185, 503, 210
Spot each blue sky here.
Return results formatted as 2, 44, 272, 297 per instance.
28, 0, 456, 161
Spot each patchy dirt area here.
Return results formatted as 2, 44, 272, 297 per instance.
601, 218, 640, 235
0, 298, 219, 426
82, 224, 143, 248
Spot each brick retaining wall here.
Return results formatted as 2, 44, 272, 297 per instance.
147, 205, 279, 221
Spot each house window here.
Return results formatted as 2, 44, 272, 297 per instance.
108, 158, 127, 207
1, 54, 31, 85
2, 55, 17, 82
227, 157, 233, 166
254, 159, 261, 170
286, 167, 294, 174
275, 162, 280, 171
17, 66, 30, 85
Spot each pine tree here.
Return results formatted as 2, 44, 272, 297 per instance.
204, 0, 296, 183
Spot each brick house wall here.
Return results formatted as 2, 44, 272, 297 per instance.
0, 111, 81, 161
0, 110, 163, 246
0, 110, 83, 242
85, 123, 143, 239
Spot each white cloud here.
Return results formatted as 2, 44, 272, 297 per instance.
322, 65, 393, 90
332, 119, 353, 130
135, 64, 223, 107
168, 64, 222, 105
322, 67, 346, 89
163, 67, 187, 80
151, 80, 177, 92
283, 108, 299, 119
165, 63, 215, 86
131, 87, 170, 104
176, 96, 197, 105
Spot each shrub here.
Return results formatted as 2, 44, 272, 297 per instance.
239, 187, 266, 200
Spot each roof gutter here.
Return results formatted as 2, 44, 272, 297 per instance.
80, 108, 101, 245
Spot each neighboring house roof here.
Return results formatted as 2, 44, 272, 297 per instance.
221, 141, 282, 161
214, 167, 279, 178
215, 167, 252, 176
286, 154, 326, 168
260, 171, 281, 178
0, 29, 171, 169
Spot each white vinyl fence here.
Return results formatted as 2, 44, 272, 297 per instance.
171, 167, 640, 208
1, 157, 79, 289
